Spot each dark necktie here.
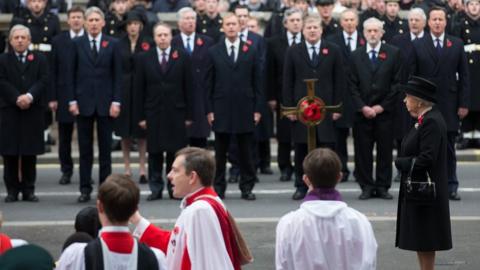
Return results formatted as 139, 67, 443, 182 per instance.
291, 33, 297, 46
435, 38, 442, 55
160, 51, 167, 72
347, 37, 352, 52
370, 50, 377, 66
229, 45, 235, 64
186, 37, 192, 55
239, 33, 244, 42
91, 39, 98, 60
18, 54, 24, 64
311, 46, 319, 66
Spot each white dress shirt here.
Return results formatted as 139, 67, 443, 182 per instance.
70, 29, 85, 39
88, 33, 102, 52
225, 38, 240, 62
431, 32, 445, 48
366, 42, 381, 59
410, 31, 424, 41
343, 31, 358, 51
181, 32, 195, 52
287, 31, 300, 46
156, 46, 171, 63
305, 40, 321, 60
238, 29, 249, 42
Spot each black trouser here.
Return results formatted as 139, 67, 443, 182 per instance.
58, 122, 74, 176
3, 155, 37, 196
148, 151, 175, 196
255, 139, 271, 169
277, 142, 293, 173
294, 142, 335, 192
189, 137, 207, 148
447, 132, 459, 193
353, 113, 393, 191
214, 132, 256, 195
335, 127, 350, 176
77, 114, 112, 195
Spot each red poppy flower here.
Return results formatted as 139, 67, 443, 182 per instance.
242, 45, 249, 52
27, 54, 34, 61
418, 114, 424, 125
322, 48, 329, 55
172, 50, 179, 59
446, 39, 453, 48
101, 40, 109, 48
141, 42, 150, 51
378, 52, 387, 60
246, 39, 253, 45
359, 38, 366, 46
302, 102, 322, 122
196, 38, 203, 46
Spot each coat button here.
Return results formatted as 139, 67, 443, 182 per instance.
469, 59, 474, 64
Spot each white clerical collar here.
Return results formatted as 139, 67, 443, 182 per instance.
156, 46, 171, 56
431, 32, 445, 44
225, 37, 240, 50
343, 31, 357, 42
70, 29, 84, 39
410, 31, 424, 40
366, 42, 381, 53
99, 226, 130, 234
305, 40, 321, 50
88, 33, 102, 42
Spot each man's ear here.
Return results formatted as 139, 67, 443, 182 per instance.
96, 200, 103, 214
302, 174, 311, 187
336, 172, 343, 184
189, 171, 198, 185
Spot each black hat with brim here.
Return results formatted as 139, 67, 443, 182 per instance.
315, 0, 335, 6
402, 76, 437, 103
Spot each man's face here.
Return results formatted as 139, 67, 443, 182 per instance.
293, 0, 309, 12
178, 11, 196, 35
385, 2, 400, 18
317, 4, 334, 19
85, 12, 105, 37
247, 19, 260, 33
408, 13, 426, 35
206, 0, 219, 14
194, 0, 207, 12
27, 0, 46, 14
167, 155, 193, 198
284, 12, 303, 34
467, 1, 480, 17
10, 29, 31, 53
154, 25, 172, 50
112, 0, 129, 16
340, 11, 358, 34
127, 21, 142, 36
428, 10, 447, 36
68, 11, 85, 32
363, 23, 383, 46
234, 8, 249, 29
302, 21, 322, 44
222, 16, 240, 40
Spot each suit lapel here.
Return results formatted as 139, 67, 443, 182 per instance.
11, 52, 25, 73
164, 48, 178, 74
301, 42, 315, 68
152, 49, 164, 76
96, 37, 109, 64
219, 40, 235, 68
423, 34, 440, 65
372, 45, 387, 74
360, 48, 374, 71
80, 36, 95, 64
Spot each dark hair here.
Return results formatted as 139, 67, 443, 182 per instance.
176, 147, 215, 187
428, 6, 447, 19
234, 4, 250, 13
97, 174, 140, 223
67, 6, 85, 17
74, 206, 101, 238
303, 148, 341, 188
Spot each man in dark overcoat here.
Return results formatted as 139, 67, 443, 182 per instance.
266, 8, 303, 182
50, 6, 85, 186
68, 7, 122, 203
0, 25, 48, 202
206, 13, 263, 200
350, 17, 402, 200
410, 6, 470, 200
135, 23, 193, 200
282, 15, 346, 200
172, 7, 214, 148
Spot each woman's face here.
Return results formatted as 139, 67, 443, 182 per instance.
404, 93, 421, 118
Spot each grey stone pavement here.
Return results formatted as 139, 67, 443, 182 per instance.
0, 137, 479, 269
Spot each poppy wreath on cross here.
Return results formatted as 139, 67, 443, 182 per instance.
297, 97, 326, 126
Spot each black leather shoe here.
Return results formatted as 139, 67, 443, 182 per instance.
449, 192, 461, 201
259, 167, 273, 175
139, 175, 148, 184
279, 170, 292, 182
23, 194, 39, 202
59, 174, 72, 185
292, 189, 306, 200
241, 191, 256, 200
147, 193, 162, 201
77, 194, 91, 203
376, 189, 393, 200
359, 189, 373, 200
4, 194, 18, 203
340, 171, 350, 183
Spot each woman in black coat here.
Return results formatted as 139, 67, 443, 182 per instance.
113, 11, 153, 183
395, 76, 452, 270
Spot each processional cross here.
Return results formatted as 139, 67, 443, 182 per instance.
281, 79, 342, 153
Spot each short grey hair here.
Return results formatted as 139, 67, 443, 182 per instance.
85, 6, 105, 20
363, 17, 384, 31
340, 8, 359, 21
408, 7, 427, 21
9, 24, 31, 40
283, 8, 303, 24
303, 15, 322, 29
178, 7, 197, 20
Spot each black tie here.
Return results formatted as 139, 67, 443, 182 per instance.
435, 38, 442, 55
186, 37, 192, 55
347, 37, 352, 52
91, 39, 98, 60
18, 54, 24, 64
229, 45, 235, 64
311, 46, 319, 66
370, 50, 377, 66
291, 33, 297, 46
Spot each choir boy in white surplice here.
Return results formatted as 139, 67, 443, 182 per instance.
275, 148, 377, 270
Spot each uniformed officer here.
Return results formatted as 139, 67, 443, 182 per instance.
315, 0, 341, 39
445, 0, 466, 34
455, 0, 480, 149
380, 0, 408, 43
103, 0, 130, 38
196, 0, 223, 42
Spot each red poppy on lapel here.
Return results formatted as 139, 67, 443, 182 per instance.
27, 54, 34, 61
172, 50, 179, 59
246, 39, 253, 45
446, 39, 452, 48
322, 48, 329, 55
196, 38, 203, 46
378, 52, 387, 60
141, 42, 150, 51
242, 45, 249, 52
359, 38, 366, 46
101, 40, 109, 48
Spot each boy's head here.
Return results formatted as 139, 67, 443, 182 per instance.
97, 174, 139, 224
302, 148, 342, 189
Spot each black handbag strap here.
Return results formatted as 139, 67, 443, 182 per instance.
406, 157, 432, 184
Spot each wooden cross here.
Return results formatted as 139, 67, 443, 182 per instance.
281, 79, 342, 153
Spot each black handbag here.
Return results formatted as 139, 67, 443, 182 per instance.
404, 158, 436, 201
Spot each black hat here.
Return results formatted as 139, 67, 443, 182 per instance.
402, 76, 437, 103
75, 206, 101, 238
125, 11, 145, 25
315, 0, 334, 6
384, 0, 400, 3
